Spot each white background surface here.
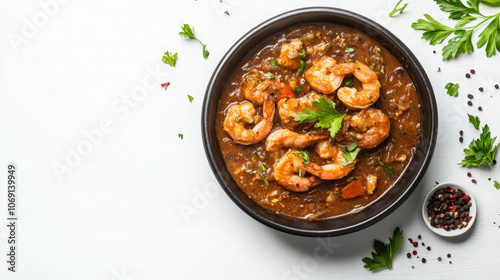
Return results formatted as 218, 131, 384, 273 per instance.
1, 0, 500, 279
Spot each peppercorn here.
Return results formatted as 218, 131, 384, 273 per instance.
407, 252, 411, 258
459, 137, 463, 143
479, 87, 484, 92
470, 69, 475, 74
466, 73, 471, 78
478, 106, 483, 111
460, 130, 463, 136
438, 257, 442, 261
467, 101, 473, 106
447, 253, 451, 258
422, 258, 427, 263
495, 84, 499, 89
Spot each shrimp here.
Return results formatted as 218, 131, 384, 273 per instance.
337, 62, 380, 109
303, 142, 356, 180
223, 97, 275, 145
274, 150, 322, 192
305, 57, 352, 94
265, 129, 328, 152
243, 69, 275, 106
365, 174, 377, 195
277, 91, 321, 129
277, 39, 303, 69
341, 108, 390, 149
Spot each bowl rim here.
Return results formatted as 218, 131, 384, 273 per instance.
421, 182, 477, 237
202, 6, 438, 237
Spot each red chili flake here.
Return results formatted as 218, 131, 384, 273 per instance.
464, 195, 470, 203
467, 172, 471, 177
161, 82, 170, 90
412, 250, 417, 255
468, 216, 473, 222
408, 238, 413, 243
435, 181, 439, 185
470, 69, 475, 74
224, 10, 230, 16
450, 194, 455, 200
472, 179, 477, 184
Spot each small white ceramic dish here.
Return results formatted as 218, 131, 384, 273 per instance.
422, 182, 477, 237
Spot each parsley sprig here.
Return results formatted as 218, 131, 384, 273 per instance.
179, 24, 209, 59
411, 0, 500, 60
340, 141, 361, 166
389, 0, 409, 17
293, 151, 311, 164
445, 82, 459, 97
459, 124, 499, 167
468, 114, 481, 129
162, 51, 178, 67
362, 227, 404, 271
294, 97, 345, 138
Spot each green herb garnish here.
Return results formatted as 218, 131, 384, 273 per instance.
294, 97, 345, 138
187, 94, 194, 103
298, 60, 306, 72
298, 52, 307, 59
269, 59, 277, 67
468, 113, 481, 130
411, 0, 500, 60
377, 161, 395, 174
246, 169, 254, 175
344, 76, 354, 86
264, 72, 275, 79
345, 47, 354, 53
445, 82, 459, 97
380, 65, 385, 73
494, 180, 500, 189
389, 0, 409, 17
162, 51, 178, 66
371, 64, 376, 70
179, 24, 209, 59
459, 124, 499, 167
375, 55, 380, 60
293, 151, 311, 164
293, 86, 303, 93
178, 133, 184, 140
259, 172, 269, 186
399, 129, 407, 135
258, 163, 266, 172
362, 227, 404, 271
341, 141, 361, 166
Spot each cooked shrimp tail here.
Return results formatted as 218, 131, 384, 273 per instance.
265, 129, 328, 152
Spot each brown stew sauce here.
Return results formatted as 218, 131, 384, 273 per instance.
215, 24, 421, 220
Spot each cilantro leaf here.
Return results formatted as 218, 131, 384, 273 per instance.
389, 0, 409, 17
344, 75, 354, 86
459, 124, 500, 167
445, 82, 459, 97
362, 227, 403, 271
298, 60, 306, 72
468, 114, 481, 130
411, 14, 455, 45
294, 97, 345, 138
179, 24, 209, 59
162, 51, 178, 67
269, 59, 277, 67
293, 151, 311, 164
178, 133, 184, 140
345, 47, 354, 53
377, 162, 395, 174
293, 86, 303, 93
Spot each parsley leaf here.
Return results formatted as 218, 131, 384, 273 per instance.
362, 227, 404, 271
299, 52, 307, 59
412, 1, 500, 60
389, 0, 409, 17
345, 47, 354, 53
459, 124, 499, 167
162, 51, 178, 67
187, 95, 194, 103
179, 24, 209, 59
377, 162, 395, 174
178, 133, 184, 140
294, 97, 345, 138
445, 82, 459, 97
293, 86, 303, 93
298, 60, 306, 72
293, 151, 311, 164
269, 59, 277, 67
468, 114, 481, 129
340, 141, 360, 166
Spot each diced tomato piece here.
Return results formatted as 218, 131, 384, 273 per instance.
342, 180, 365, 199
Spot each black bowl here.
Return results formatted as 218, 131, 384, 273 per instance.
202, 7, 438, 237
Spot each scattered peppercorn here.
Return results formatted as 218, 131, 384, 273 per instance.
470, 69, 475, 74
459, 137, 463, 143
472, 179, 477, 184
427, 246, 431, 251
413, 250, 417, 255
460, 130, 464, 136
467, 94, 474, 99
418, 235, 422, 239
422, 258, 427, 263
479, 87, 484, 92
449, 261, 452, 264
413, 242, 418, 247
437, 67, 441, 72
467, 101, 473, 106
478, 106, 483, 111
433, 50, 436, 54
495, 84, 499, 89
412, 265, 415, 269
447, 253, 451, 258
438, 257, 442, 261
465, 73, 471, 78
421, 242, 425, 246
467, 172, 471, 177
407, 252, 412, 258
